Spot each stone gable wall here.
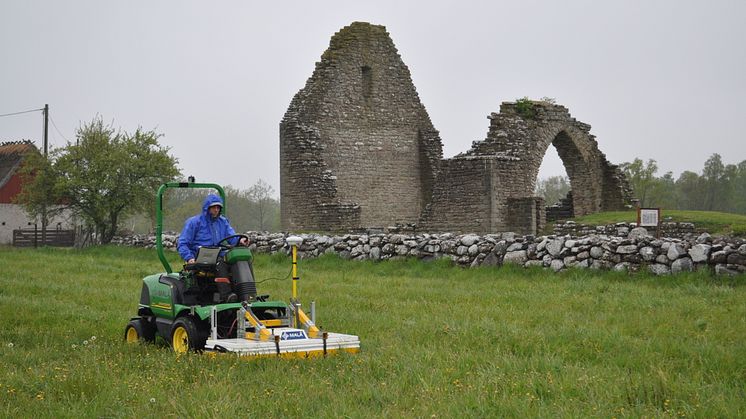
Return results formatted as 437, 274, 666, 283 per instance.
280, 22, 442, 231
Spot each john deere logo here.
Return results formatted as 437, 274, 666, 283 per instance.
280, 330, 307, 340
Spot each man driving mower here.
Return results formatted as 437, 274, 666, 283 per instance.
177, 194, 250, 303
177, 194, 248, 263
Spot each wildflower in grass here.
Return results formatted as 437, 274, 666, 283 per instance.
91, 336, 97, 341
71, 344, 77, 349
6, 342, 13, 348
150, 398, 156, 403
83, 340, 89, 345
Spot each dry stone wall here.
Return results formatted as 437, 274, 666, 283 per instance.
113, 228, 745, 277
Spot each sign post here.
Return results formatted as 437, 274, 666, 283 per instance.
637, 207, 661, 238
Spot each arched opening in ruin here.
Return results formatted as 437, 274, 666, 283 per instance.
535, 142, 569, 207
535, 129, 600, 221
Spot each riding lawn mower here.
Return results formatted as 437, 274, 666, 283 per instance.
123, 181, 360, 358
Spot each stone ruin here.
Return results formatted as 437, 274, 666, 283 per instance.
280, 22, 631, 235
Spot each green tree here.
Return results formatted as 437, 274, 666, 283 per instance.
619, 158, 659, 207
675, 170, 704, 210
246, 179, 279, 231
15, 149, 64, 226
18, 117, 180, 244
535, 175, 571, 205
647, 171, 677, 209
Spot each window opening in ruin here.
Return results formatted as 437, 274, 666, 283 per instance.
361, 65, 372, 101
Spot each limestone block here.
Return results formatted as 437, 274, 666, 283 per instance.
649, 264, 670, 275
460, 234, 480, 246
542, 254, 553, 267
547, 238, 565, 257
575, 259, 590, 269
696, 232, 712, 244
671, 257, 694, 274
590, 246, 603, 259
627, 227, 649, 241
616, 244, 638, 254
613, 262, 630, 272
639, 246, 656, 261
667, 243, 687, 261
688, 244, 711, 263
481, 252, 501, 266
550, 259, 564, 272
504, 250, 528, 265
507, 242, 524, 252
369, 246, 381, 260
468, 244, 479, 256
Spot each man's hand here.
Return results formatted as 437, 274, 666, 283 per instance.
187, 258, 195, 264
239, 237, 249, 246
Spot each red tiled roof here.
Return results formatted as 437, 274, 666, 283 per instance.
0, 140, 38, 189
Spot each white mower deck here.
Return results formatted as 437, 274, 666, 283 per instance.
205, 328, 360, 358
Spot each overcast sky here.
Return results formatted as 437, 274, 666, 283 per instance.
2, 1, 744, 195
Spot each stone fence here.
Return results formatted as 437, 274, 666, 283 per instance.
112, 225, 746, 276
552, 220, 699, 238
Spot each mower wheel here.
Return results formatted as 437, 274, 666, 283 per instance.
170, 317, 207, 354
124, 318, 156, 343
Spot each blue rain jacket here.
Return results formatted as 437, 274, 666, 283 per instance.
177, 194, 238, 261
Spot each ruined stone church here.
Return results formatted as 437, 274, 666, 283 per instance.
280, 22, 630, 235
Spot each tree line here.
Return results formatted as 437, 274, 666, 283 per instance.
619, 154, 746, 214
535, 154, 746, 215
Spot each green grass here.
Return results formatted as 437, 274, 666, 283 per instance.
564, 209, 746, 236
1, 246, 745, 417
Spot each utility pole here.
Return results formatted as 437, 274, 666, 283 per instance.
43, 104, 49, 156
41, 104, 49, 245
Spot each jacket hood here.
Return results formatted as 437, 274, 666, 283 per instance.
202, 194, 224, 215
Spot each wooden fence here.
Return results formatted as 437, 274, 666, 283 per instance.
12, 229, 76, 247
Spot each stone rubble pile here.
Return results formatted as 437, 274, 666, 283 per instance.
112, 226, 746, 276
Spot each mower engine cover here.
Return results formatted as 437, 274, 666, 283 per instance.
225, 248, 253, 264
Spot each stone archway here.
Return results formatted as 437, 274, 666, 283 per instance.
420, 100, 631, 234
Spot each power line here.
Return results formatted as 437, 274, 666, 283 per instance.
0, 108, 44, 118
49, 116, 69, 143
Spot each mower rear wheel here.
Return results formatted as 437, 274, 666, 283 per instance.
124, 319, 156, 343
171, 317, 206, 354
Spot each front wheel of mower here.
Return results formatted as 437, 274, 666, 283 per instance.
170, 317, 206, 354
124, 319, 156, 343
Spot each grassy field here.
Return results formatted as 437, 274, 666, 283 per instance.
566, 209, 746, 236
1, 246, 745, 417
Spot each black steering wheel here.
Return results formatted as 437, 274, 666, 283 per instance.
217, 234, 250, 250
